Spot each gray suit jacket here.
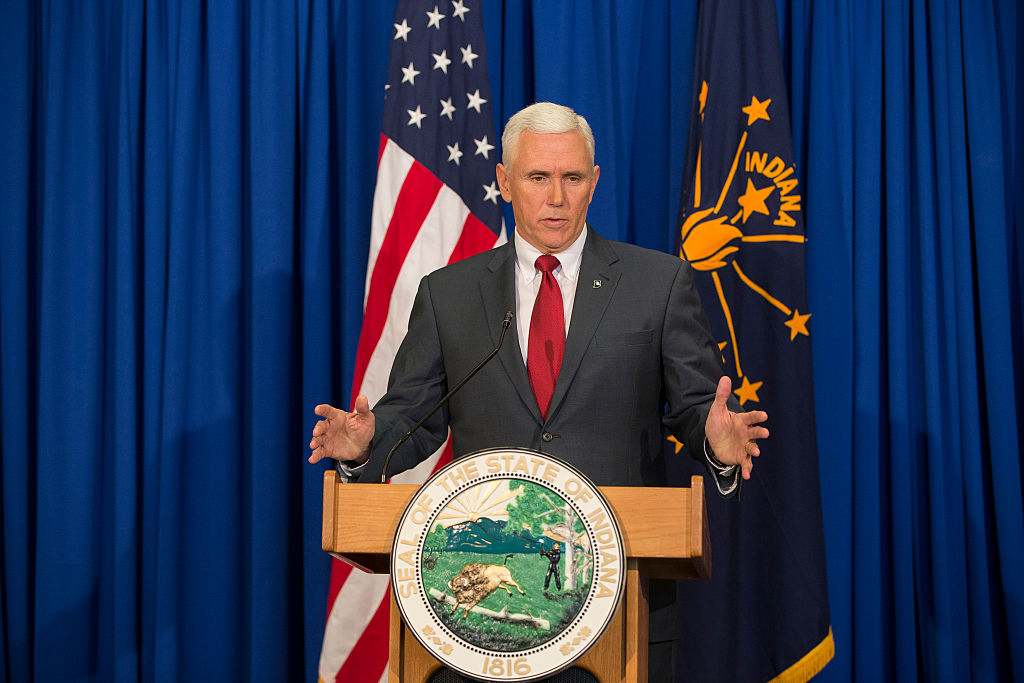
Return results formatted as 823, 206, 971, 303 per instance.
351, 229, 739, 642
358, 229, 735, 486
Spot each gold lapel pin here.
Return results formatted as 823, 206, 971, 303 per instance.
593, 280, 602, 288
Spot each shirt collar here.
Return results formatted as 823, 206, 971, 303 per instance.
513, 225, 587, 282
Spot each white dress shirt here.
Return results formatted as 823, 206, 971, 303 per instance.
512, 226, 587, 364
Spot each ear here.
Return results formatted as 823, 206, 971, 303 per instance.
589, 165, 600, 201
496, 163, 513, 201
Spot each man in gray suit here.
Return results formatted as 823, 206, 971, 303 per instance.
310, 101, 766, 489
309, 102, 768, 676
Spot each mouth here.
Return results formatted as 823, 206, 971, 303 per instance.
542, 218, 568, 227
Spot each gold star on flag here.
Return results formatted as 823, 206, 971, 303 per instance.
733, 376, 763, 405
737, 178, 774, 222
718, 341, 728, 364
667, 435, 685, 454
784, 309, 811, 340
742, 96, 771, 125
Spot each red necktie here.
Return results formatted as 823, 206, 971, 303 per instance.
528, 254, 565, 420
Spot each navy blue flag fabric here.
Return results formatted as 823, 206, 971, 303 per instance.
675, 0, 833, 680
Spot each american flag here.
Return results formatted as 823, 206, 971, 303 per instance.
316, 2, 504, 681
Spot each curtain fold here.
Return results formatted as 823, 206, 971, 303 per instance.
802, 0, 1022, 680
0, 0, 1019, 680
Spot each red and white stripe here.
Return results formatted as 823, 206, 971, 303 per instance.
317, 137, 505, 683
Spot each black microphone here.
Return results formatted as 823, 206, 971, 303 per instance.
379, 311, 514, 483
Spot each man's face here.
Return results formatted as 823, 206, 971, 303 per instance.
496, 130, 600, 254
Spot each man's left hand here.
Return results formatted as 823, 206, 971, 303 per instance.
705, 376, 769, 480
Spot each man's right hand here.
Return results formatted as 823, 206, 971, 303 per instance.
307, 395, 375, 465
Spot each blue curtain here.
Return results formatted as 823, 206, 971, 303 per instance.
794, 0, 1023, 680
0, 1, 1019, 681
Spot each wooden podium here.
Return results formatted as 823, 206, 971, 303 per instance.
322, 471, 710, 683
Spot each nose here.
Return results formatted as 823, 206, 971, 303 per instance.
547, 179, 564, 206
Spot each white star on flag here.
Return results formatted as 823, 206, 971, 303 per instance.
393, 18, 412, 41
426, 5, 445, 29
483, 181, 501, 203
447, 142, 464, 165
452, 0, 470, 21
432, 50, 452, 74
439, 97, 456, 120
474, 135, 494, 158
407, 105, 427, 128
401, 61, 420, 85
466, 89, 486, 113
460, 44, 478, 68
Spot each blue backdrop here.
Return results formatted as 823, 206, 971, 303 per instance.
0, 1, 1020, 681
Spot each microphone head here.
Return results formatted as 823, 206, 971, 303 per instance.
503, 311, 513, 328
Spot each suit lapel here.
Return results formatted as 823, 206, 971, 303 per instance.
480, 243, 540, 421
548, 231, 620, 420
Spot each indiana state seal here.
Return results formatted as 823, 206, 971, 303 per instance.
391, 447, 625, 681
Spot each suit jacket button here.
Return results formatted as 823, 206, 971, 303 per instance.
541, 432, 554, 442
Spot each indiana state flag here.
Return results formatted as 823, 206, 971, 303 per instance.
674, 0, 833, 680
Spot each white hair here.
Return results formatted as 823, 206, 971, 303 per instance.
500, 102, 595, 166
